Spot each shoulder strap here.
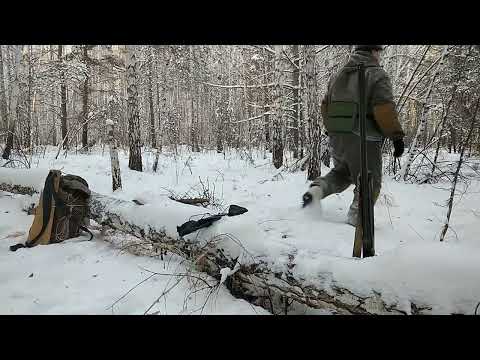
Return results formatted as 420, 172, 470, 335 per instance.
10, 171, 58, 252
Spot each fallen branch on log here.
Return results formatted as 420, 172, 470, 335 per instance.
0, 183, 37, 196
169, 197, 210, 207
1, 180, 431, 315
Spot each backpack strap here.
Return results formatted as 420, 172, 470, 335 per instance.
9, 243, 26, 251
10, 170, 59, 252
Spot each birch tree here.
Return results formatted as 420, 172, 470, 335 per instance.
57, 45, 69, 149
305, 45, 321, 180
2, 45, 22, 160
126, 45, 143, 172
81, 45, 90, 150
0, 46, 8, 133
107, 95, 122, 191
272, 45, 284, 169
147, 48, 156, 149
291, 44, 300, 159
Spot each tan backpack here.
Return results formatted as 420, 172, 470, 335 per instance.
10, 170, 92, 251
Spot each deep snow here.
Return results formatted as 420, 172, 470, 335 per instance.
1, 146, 480, 314
0, 193, 269, 315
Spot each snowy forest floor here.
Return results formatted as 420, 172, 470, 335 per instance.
1, 145, 480, 315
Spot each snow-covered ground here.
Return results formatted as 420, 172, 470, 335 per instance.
0, 192, 268, 315
1, 146, 480, 314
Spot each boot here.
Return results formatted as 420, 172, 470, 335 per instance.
302, 183, 324, 207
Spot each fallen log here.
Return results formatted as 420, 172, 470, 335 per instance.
0, 183, 37, 196
0, 180, 431, 315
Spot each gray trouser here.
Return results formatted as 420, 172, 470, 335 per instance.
311, 134, 383, 218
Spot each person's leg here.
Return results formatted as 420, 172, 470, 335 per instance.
309, 136, 353, 201
311, 157, 352, 198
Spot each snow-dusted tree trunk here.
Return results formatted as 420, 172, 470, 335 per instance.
81, 45, 89, 150
305, 45, 321, 180
57, 45, 68, 150
272, 45, 284, 169
189, 45, 200, 153
48, 46, 57, 146
400, 46, 449, 181
22, 45, 33, 151
431, 90, 455, 177
148, 49, 156, 149
153, 50, 167, 172
107, 120, 122, 191
299, 52, 305, 160
2, 45, 21, 160
126, 45, 143, 172
292, 44, 300, 159
0, 46, 8, 132
263, 48, 271, 155
158, 59, 167, 153
215, 102, 223, 153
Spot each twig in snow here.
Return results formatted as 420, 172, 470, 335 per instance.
257, 218, 293, 225
144, 275, 185, 315
139, 266, 214, 290
106, 273, 157, 312
408, 224, 426, 242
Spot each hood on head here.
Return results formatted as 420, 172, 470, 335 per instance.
342, 50, 380, 73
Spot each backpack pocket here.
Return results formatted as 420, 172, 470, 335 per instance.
324, 101, 358, 134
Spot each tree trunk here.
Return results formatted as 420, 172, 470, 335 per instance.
305, 46, 321, 181
262, 49, 270, 154
189, 45, 200, 153
292, 45, 300, 159
159, 54, 167, 153
153, 52, 167, 172
2, 45, 21, 160
126, 45, 143, 172
156, 81, 165, 153
57, 45, 68, 150
106, 117, 122, 192
81, 45, 89, 150
272, 46, 284, 169
450, 125, 457, 153
215, 97, 224, 153
431, 91, 455, 177
24, 45, 33, 151
299, 55, 305, 160
148, 50, 156, 149
0, 46, 8, 133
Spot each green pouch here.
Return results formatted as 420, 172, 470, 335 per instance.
325, 101, 384, 140
325, 101, 358, 134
